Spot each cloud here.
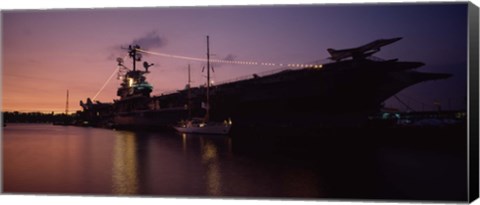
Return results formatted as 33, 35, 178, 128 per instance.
223, 54, 237, 61
107, 30, 166, 61
131, 30, 165, 50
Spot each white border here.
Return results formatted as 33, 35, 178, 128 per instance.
1, 0, 478, 205
0, 0, 474, 10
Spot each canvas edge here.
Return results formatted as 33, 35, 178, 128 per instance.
468, 1, 480, 203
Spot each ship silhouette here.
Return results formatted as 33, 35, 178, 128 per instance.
78, 37, 451, 131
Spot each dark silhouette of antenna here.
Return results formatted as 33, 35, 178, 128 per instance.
143, 61, 154, 72
116, 57, 124, 66
128, 45, 141, 71
65, 89, 69, 115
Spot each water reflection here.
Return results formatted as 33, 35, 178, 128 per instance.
112, 131, 139, 195
200, 137, 222, 196
4, 124, 467, 200
227, 137, 233, 158
182, 133, 187, 154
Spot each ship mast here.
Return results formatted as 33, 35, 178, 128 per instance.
188, 64, 192, 119
128, 45, 140, 71
205, 35, 211, 121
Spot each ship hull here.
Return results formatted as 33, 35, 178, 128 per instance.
102, 59, 450, 130
183, 60, 449, 128
112, 109, 188, 130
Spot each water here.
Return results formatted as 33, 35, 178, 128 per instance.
3, 123, 467, 201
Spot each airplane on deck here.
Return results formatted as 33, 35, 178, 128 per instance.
327, 37, 402, 61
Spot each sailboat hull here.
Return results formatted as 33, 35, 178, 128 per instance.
174, 124, 231, 135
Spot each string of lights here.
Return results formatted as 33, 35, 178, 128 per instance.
92, 66, 119, 101
136, 48, 324, 69
92, 52, 132, 101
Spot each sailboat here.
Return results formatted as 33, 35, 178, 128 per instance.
174, 36, 232, 135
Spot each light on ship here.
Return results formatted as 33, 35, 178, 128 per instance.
128, 78, 134, 87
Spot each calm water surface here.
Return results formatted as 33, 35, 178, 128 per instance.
3, 123, 467, 201
4, 124, 323, 198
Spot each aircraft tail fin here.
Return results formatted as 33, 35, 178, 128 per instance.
327, 48, 336, 54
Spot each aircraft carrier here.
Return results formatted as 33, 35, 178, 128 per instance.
77, 38, 451, 130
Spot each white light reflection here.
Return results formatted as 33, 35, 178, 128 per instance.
182, 133, 187, 155
200, 137, 222, 196
112, 131, 139, 195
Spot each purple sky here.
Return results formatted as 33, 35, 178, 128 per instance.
2, 3, 469, 113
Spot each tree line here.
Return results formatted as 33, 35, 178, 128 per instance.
2, 111, 75, 123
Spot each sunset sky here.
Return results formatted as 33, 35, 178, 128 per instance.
2, 2, 469, 113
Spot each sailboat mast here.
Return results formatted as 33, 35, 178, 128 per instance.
206, 35, 210, 120
188, 64, 192, 85
188, 64, 192, 118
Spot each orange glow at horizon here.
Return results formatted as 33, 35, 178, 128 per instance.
2, 62, 118, 114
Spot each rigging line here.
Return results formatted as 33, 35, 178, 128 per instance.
397, 92, 433, 108
92, 67, 119, 101
137, 49, 207, 62
393, 95, 415, 112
